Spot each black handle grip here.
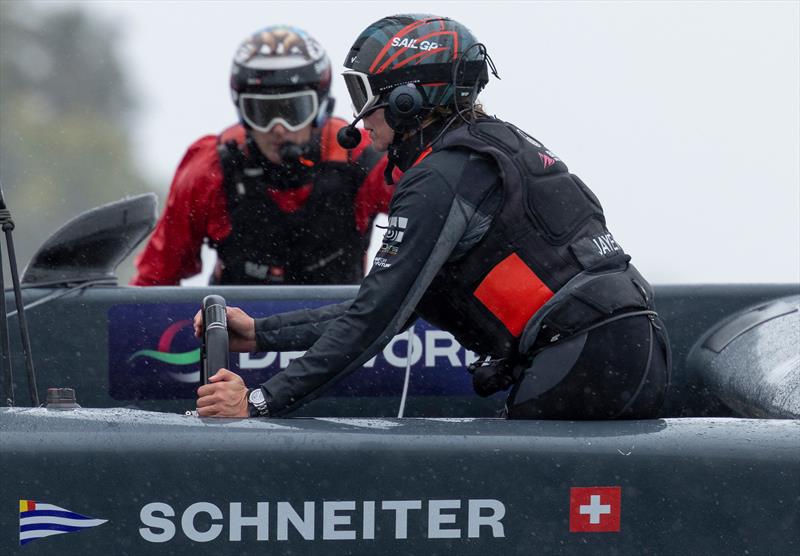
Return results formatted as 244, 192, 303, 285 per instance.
201, 295, 229, 385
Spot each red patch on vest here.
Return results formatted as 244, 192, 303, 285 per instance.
266, 184, 313, 213
473, 253, 554, 337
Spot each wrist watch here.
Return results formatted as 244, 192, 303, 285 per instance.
247, 387, 269, 417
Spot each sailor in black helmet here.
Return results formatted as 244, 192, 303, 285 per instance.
195, 14, 671, 420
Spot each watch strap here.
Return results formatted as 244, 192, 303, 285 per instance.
247, 387, 270, 417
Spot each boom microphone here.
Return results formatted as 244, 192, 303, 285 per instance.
201, 295, 229, 385
336, 125, 362, 149
279, 141, 307, 162
336, 103, 388, 149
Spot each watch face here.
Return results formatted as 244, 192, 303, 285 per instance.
249, 388, 265, 405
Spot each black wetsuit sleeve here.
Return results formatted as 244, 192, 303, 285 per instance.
254, 300, 352, 351
260, 157, 477, 415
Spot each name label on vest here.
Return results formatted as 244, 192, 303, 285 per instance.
570, 233, 624, 270
592, 233, 620, 256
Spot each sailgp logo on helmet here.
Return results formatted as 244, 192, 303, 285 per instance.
343, 15, 489, 113
390, 37, 441, 51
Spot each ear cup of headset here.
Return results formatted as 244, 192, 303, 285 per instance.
385, 84, 424, 130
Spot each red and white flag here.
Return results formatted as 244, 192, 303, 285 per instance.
569, 486, 621, 533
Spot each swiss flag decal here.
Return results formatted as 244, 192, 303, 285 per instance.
569, 486, 621, 533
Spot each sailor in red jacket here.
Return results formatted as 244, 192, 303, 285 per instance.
132, 26, 394, 286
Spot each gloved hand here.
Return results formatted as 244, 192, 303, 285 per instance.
469, 358, 516, 397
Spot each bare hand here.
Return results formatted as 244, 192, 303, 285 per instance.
196, 369, 249, 418
194, 306, 257, 352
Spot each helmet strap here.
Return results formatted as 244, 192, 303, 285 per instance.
384, 129, 406, 185
314, 96, 335, 128
385, 114, 450, 182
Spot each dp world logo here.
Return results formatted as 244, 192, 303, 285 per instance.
109, 298, 466, 402
127, 319, 200, 383
108, 303, 208, 399
108, 300, 323, 400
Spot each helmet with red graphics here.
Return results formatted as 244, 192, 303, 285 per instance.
230, 26, 333, 132
342, 14, 489, 122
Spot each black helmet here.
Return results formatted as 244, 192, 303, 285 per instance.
342, 14, 488, 126
230, 26, 333, 132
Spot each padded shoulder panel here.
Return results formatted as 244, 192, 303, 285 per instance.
470, 119, 525, 153
525, 173, 604, 244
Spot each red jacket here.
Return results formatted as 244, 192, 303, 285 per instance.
131, 120, 395, 285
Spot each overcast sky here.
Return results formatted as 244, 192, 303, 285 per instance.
41, 1, 800, 284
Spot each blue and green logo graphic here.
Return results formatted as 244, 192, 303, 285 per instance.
128, 319, 199, 366
109, 303, 207, 399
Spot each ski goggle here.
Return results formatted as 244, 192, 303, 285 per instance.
238, 90, 319, 133
342, 70, 381, 118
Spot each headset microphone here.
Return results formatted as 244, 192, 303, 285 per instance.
336, 103, 390, 149
279, 141, 307, 162
336, 123, 362, 149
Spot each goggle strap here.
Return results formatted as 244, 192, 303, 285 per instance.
367, 61, 488, 94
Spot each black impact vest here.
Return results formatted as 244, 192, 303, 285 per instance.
416, 118, 655, 358
213, 120, 379, 285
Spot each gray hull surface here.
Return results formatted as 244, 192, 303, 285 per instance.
2, 408, 798, 555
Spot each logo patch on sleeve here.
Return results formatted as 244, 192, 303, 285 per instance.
383, 216, 407, 245
375, 216, 408, 268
